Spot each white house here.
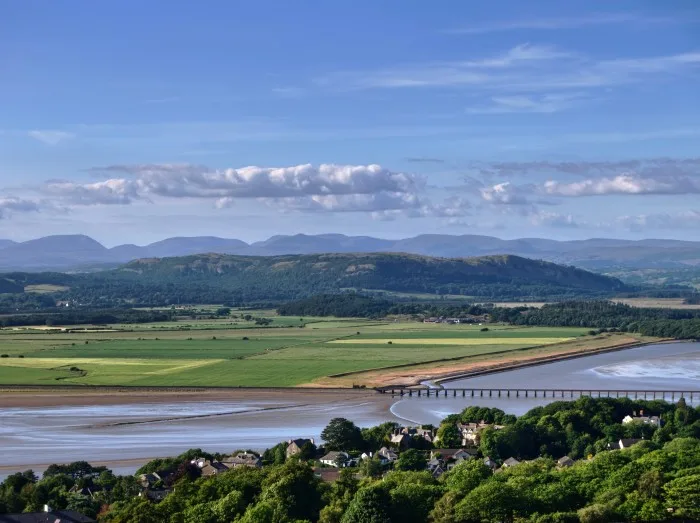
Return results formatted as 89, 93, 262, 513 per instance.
622, 412, 661, 427
320, 451, 350, 467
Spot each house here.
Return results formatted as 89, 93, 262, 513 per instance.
390, 433, 409, 448
286, 438, 315, 458
414, 427, 437, 443
557, 456, 575, 468
138, 472, 162, 489
431, 449, 476, 462
320, 451, 350, 467
376, 447, 398, 464
429, 449, 477, 473
139, 488, 173, 502
223, 452, 262, 469
501, 457, 521, 469
191, 458, 228, 476
456, 422, 504, 446
391, 426, 436, 447
622, 411, 661, 427
619, 438, 643, 449
0, 506, 95, 522
483, 457, 498, 471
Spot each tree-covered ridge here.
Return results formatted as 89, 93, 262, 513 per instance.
0, 252, 628, 308
1, 398, 698, 522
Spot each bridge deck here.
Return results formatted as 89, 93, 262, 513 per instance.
376, 387, 700, 400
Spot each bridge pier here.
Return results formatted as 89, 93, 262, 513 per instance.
453, 390, 456, 397
462, 390, 466, 397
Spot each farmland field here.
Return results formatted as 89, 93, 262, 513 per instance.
0, 314, 601, 387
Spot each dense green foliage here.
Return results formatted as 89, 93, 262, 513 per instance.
0, 277, 23, 294
278, 294, 393, 318
493, 301, 700, 339
0, 309, 173, 327
2, 398, 698, 522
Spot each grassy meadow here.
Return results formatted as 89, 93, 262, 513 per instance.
0, 313, 592, 387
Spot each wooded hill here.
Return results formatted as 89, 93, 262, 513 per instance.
110, 252, 626, 302
1, 252, 628, 307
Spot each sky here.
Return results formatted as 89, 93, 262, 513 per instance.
1, 0, 699, 246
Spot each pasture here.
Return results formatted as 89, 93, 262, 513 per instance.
0, 315, 591, 387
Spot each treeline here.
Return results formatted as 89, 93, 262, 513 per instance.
278, 295, 700, 339
0, 309, 173, 328
277, 294, 492, 319
1, 398, 698, 522
495, 301, 700, 339
277, 294, 393, 318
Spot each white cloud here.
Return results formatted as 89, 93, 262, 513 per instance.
84, 163, 420, 200
480, 182, 533, 205
45, 179, 141, 205
27, 130, 75, 145
544, 174, 700, 197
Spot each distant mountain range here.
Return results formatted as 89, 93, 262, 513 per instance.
1, 233, 699, 271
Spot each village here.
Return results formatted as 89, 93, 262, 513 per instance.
133, 409, 663, 502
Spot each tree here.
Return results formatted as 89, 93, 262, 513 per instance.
359, 458, 384, 479
443, 459, 492, 493
395, 449, 426, 472
455, 481, 524, 523
436, 423, 461, 448
322, 418, 364, 451
341, 484, 392, 523
299, 440, 318, 461
664, 474, 700, 520
216, 307, 231, 317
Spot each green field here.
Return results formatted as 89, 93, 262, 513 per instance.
0, 315, 590, 387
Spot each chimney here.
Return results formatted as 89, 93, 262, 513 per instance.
44, 504, 52, 513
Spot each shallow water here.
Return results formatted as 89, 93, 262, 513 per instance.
390, 342, 700, 424
1, 342, 698, 477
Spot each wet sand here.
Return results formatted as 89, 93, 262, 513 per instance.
0, 387, 374, 409
0, 388, 398, 477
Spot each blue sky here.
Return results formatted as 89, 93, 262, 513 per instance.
1, 0, 699, 245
